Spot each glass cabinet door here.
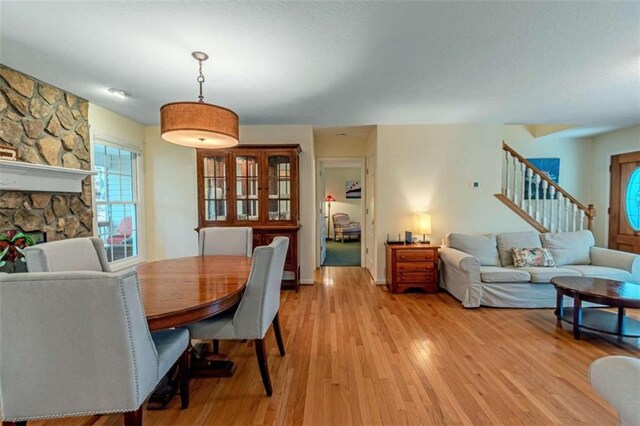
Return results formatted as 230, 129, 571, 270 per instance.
203, 156, 227, 222
235, 155, 260, 221
267, 155, 292, 222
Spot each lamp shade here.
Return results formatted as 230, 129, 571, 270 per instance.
160, 101, 239, 149
325, 195, 336, 202
418, 213, 432, 235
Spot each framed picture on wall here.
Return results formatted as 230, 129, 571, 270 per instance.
525, 158, 560, 199
346, 180, 361, 199
0, 146, 18, 161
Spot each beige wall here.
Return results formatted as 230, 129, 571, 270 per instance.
143, 124, 317, 283
143, 126, 198, 261
89, 103, 145, 148
325, 167, 361, 235
373, 124, 534, 282
366, 127, 377, 157
315, 139, 367, 157
589, 125, 640, 246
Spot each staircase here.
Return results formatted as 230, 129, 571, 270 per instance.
495, 142, 595, 233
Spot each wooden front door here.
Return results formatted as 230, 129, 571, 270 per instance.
609, 151, 640, 253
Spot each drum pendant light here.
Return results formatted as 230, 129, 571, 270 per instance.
160, 51, 239, 149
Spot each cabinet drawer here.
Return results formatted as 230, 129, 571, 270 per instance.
396, 262, 435, 272
395, 250, 435, 262
396, 271, 437, 283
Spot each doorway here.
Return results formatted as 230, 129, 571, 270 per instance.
316, 159, 365, 267
609, 150, 640, 254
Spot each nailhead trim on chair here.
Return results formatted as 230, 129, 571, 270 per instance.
193, 239, 287, 340
118, 272, 143, 408
4, 407, 138, 422
3, 273, 148, 422
232, 246, 274, 339
118, 270, 161, 407
35, 248, 49, 273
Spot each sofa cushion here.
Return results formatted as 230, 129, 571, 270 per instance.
562, 265, 633, 282
480, 266, 531, 283
512, 248, 556, 268
505, 266, 580, 283
496, 231, 541, 266
448, 233, 500, 266
540, 230, 595, 266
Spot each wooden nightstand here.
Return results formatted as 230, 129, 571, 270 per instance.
385, 243, 439, 294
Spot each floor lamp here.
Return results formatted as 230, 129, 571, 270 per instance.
325, 195, 335, 240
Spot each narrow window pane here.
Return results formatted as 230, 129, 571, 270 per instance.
93, 142, 140, 263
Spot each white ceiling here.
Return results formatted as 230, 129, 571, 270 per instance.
314, 126, 375, 147
1, 1, 639, 135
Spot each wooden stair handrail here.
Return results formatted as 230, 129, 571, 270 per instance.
502, 141, 595, 220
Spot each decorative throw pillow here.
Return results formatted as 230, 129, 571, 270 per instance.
511, 248, 556, 268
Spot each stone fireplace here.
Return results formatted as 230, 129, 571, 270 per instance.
0, 64, 93, 244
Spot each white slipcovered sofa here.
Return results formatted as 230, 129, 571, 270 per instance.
439, 230, 640, 308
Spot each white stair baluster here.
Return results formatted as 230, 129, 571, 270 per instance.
527, 168, 534, 215
558, 193, 563, 232
579, 209, 585, 231
504, 151, 510, 197
520, 162, 526, 209
541, 180, 548, 228
534, 175, 541, 221
549, 186, 557, 232
511, 157, 518, 204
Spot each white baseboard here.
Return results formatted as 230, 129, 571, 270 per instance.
300, 279, 314, 285
374, 278, 386, 285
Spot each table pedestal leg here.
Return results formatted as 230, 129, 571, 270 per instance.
572, 296, 582, 340
617, 307, 626, 342
190, 342, 236, 377
147, 364, 179, 410
555, 291, 564, 328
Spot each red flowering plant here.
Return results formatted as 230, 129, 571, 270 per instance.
0, 230, 35, 271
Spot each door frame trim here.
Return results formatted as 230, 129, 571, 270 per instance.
315, 157, 366, 268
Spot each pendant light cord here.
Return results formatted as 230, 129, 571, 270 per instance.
197, 59, 205, 102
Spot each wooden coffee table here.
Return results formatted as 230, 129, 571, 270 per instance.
551, 276, 640, 340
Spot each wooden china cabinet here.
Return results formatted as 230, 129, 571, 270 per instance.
196, 144, 301, 291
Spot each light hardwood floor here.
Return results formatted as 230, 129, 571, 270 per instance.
37, 267, 638, 425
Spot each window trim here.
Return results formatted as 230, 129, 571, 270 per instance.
90, 131, 146, 270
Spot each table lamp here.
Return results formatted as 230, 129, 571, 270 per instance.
418, 213, 432, 243
325, 195, 336, 240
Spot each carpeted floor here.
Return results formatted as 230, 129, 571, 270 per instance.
323, 239, 361, 266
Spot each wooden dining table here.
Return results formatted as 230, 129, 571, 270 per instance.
136, 255, 252, 409
136, 255, 252, 331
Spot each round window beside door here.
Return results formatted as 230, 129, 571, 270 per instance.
626, 167, 640, 231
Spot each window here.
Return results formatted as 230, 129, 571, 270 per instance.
93, 140, 142, 264
626, 167, 640, 231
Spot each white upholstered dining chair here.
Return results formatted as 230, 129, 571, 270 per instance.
198, 227, 253, 257
186, 237, 289, 396
589, 356, 640, 426
24, 236, 111, 272
0, 270, 190, 425
197, 226, 253, 354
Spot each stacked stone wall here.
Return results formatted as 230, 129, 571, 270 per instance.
0, 64, 92, 241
